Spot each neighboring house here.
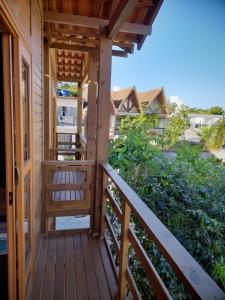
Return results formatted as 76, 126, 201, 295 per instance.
110, 86, 169, 138
188, 113, 224, 128
138, 87, 169, 131
111, 86, 140, 136
57, 96, 77, 129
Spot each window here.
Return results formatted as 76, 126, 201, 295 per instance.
22, 60, 30, 162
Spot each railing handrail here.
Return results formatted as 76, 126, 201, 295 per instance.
102, 163, 225, 300
42, 160, 95, 166
49, 147, 86, 152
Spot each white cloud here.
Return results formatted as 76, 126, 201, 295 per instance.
169, 96, 184, 107
112, 85, 121, 91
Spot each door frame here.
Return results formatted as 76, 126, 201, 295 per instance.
2, 32, 17, 300
14, 38, 34, 300
0, 5, 34, 299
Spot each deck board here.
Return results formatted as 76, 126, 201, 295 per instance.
33, 232, 117, 300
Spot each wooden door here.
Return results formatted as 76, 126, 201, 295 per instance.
2, 33, 17, 300
14, 39, 33, 300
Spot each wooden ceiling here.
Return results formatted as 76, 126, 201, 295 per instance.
43, 0, 163, 82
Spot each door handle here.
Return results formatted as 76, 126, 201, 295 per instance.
15, 167, 20, 185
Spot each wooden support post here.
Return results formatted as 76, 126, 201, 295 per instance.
77, 83, 83, 134
87, 52, 98, 160
44, 39, 50, 160
76, 83, 83, 159
117, 201, 131, 299
93, 34, 112, 235
86, 53, 98, 232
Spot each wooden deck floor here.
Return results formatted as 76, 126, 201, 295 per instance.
32, 232, 118, 300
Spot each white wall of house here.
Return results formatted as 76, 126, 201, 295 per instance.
188, 114, 223, 128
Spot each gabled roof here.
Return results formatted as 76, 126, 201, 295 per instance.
138, 87, 169, 114
111, 86, 140, 114
111, 86, 134, 102
138, 88, 162, 104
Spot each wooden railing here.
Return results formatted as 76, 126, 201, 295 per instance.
50, 132, 87, 160
42, 160, 95, 233
101, 164, 225, 300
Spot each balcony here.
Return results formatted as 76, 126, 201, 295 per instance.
33, 139, 225, 299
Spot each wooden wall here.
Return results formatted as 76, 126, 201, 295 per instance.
31, 0, 43, 262
2, 0, 43, 266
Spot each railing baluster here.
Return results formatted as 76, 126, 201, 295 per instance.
117, 200, 131, 300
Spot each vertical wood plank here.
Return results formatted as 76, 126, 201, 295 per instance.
94, 34, 112, 235
118, 201, 131, 299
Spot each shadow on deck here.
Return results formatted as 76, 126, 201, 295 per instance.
32, 232, 118, 300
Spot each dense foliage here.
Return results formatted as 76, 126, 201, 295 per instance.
109, 116, 225, 298
168, 102, 224, 115
199, 118, 225, 149
187, 105, 224, 115
57, 82, 78, 97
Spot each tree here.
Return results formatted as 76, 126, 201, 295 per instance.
204, 118, 225, 149
208, 106, 224, 115
160, 108, 188, 149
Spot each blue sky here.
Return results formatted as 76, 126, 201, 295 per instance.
111, 0, 225, 109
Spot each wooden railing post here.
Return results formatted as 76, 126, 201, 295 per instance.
117, 201, 131, 299
100, 170, 107, 238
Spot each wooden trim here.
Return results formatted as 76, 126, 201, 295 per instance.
44, 11, 151, 36
107, 0, 138, 39
2, 33, 17, 300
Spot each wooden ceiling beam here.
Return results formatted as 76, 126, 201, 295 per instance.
106, 0, 138, 39
112, 50, 128, 57
44, 11, 151, 36
57, 76, 82, 83
51, 42, 96, 53
137, 0, 163, 50
50, 35, 99, 45
113, 41, 134, 54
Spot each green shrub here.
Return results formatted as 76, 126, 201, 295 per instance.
109, 119, 225, 297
